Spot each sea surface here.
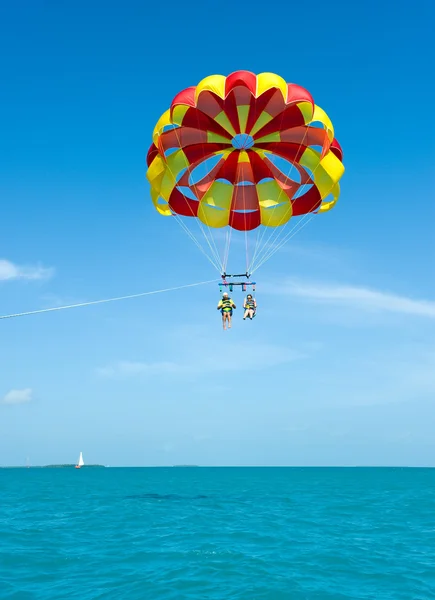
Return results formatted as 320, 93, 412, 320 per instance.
1, 467, 435, 599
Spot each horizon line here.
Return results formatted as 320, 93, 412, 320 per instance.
1, 464, 434, 469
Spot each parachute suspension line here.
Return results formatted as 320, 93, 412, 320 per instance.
156, 110, 315, 278
157, 182, 222, 273
250, 178, 319, 272
249, 122, 313, 272
223, 226, 233, 274
168, 193, 222, 273
222, 229, 229, 273
219, 149, 244, 277
235, 151, 250, 276
250, 188, 319, 274
193, 201, 224, 273
248, 208, 293, 274
252, 217, 313, 274
248, 225, 263, 276
250, 98, 337, 272
248, 226, 267, 274
186, 113, 225, 272
247, 108, 299, 272
0, 279, 219, 321
240, 168, 250, 274
245, 229, 249, 275
251, 153, 329, 273
154, 166, 221, 273
164, 126, 223, 273
251, 213, 315, 274
249, 129, 331, 273
169, 211, 222, 273
223, 230, 229, 272
249, 207, 305, 273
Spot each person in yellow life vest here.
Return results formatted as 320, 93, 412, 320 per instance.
243, 294, 256, 320
217, 292, 236, 330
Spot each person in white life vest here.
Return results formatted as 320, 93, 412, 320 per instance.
217, 292, 236, 330
243, 294, 256, 320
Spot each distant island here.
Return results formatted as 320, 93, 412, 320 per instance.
0, 464, 106, 469
172, 465, 199, 468
44, 464, 106, 468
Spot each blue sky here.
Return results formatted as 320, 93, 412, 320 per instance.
1, 0, 434, 467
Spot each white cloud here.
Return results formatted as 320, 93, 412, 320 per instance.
275, 279, 435, 318
1, 388, 33, 405
0, 259, 54, 282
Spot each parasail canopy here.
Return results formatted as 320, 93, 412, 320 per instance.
146, 70, 344, 275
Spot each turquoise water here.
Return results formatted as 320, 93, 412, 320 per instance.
1, 467, 435, 599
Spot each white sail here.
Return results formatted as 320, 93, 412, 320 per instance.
78, 452, 84, 467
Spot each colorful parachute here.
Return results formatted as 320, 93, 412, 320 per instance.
146, 70, 344, 274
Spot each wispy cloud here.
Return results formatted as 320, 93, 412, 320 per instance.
274, 279, 435, 318
360, 347, 435, 405
97, 332, 308, 379
1, 388, 33, 405
0, 259, 54, 282
252, 239, 347, 266
39, 293, 82, 308
96, 361, 184, 378
299, 345, 435, 408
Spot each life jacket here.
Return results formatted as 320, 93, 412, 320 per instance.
245, 297, 255, 309
220, 297, 233, 312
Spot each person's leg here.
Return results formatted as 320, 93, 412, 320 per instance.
222, 312, 227, 330
228, 310, 232, 328
249, 309, 254, 319
243, 309, 249, 320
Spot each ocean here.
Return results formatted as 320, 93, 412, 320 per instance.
1, 467, 434, 599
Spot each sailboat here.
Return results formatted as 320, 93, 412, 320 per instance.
75, 452, 84, 469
